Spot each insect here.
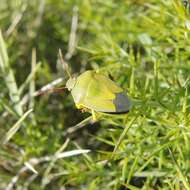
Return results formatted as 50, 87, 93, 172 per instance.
58, 51, 131, 120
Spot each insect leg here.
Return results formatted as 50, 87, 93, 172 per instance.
91, 109, 97, 121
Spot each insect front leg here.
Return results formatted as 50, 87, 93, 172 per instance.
91, 109, 97, 121
76, 104, 83, 109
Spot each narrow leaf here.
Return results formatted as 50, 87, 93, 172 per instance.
3, 109, 33, 144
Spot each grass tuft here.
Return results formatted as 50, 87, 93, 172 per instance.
1, 0, 190, 189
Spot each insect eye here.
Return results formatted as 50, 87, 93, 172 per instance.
66, 78, 76, 91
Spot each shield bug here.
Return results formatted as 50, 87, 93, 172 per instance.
59, 50, 131, 120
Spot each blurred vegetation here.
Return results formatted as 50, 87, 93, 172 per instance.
1, 0, 190, 189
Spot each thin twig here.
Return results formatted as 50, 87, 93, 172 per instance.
20, 77, 64, 106
34, 0, 45, 29
28, 0, 45, 39
33, 78, 65, 97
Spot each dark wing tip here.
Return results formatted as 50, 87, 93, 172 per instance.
113, 92, 131, 113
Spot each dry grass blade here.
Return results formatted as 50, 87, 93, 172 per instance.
5, 2, 27, 37
29, 48, 36, 109
24, 162, 38, 174
6, 148, 90, 190
19, 55, 41, 94
0, 30, 23, 115
54, 149, 91, 159
18, 61, 41, 96
3, 109, 33, 144
65, 6, 78, 60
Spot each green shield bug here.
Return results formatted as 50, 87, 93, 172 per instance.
59, 50, 131, 121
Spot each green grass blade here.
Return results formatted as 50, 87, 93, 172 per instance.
110, 116, 137, 159
0, 30, 23, 115
3, 109, 33, 144
169, 148, 190, 190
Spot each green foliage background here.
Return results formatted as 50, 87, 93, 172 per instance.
0, 0, 190, 189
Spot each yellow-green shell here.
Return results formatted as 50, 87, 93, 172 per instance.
69, 70, 131, 113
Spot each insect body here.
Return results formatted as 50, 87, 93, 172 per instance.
66, 70, 131, 120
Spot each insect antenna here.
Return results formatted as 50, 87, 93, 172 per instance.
58, 49, 72, 78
